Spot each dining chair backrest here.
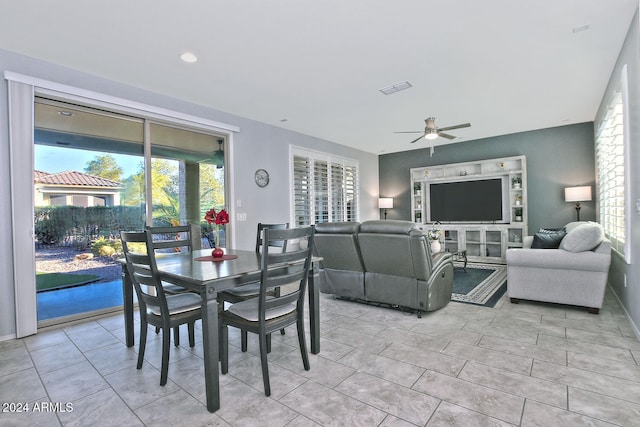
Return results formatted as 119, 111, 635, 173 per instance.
255, 222, 289, 254
147, 223, 201, 253
258, 226, 314, 316
120, 230, 169, 318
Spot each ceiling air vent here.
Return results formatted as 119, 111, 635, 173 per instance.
380, 81, 413, 95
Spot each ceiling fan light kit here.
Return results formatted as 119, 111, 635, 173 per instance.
425, 129, 438, 140
395, 117, 471, 155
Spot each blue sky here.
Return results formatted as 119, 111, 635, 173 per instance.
35, 145, 141, 178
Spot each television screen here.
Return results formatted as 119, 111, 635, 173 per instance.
429, 178, 503, 222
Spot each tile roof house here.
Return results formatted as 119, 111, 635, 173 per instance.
34, 170, 123, 207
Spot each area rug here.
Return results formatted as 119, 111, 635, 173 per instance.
452, 263, 507, 307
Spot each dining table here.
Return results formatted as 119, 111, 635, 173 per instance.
119, 248, 322, 413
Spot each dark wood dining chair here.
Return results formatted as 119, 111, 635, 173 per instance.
120, 230, 202, 386
219, 226, 314, 396
255, 222, 289, 253
218, 222, 290, 350
147, 224, 201, 344
147, 223, 201, 252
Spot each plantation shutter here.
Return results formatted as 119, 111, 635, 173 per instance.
331, 163, 344, 221
596, 89, 626, 256
345, 164, 358, 221
293, 155, 312, 226
291, 147, 359, 225
314, 160, 329, 224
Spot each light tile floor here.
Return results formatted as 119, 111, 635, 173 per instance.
2, 288, 639, 426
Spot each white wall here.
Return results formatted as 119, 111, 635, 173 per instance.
0, 48, 379, 339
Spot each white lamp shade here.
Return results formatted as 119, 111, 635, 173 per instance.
378, 198, 393, 209
565, 186, 592, 202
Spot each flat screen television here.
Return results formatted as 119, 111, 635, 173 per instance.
427, 178, 507, 222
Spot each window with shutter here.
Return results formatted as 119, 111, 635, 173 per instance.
291, 147, 359, 225
595, 65, 630, 263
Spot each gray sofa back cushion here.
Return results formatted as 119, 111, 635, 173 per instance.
313, 222, 364, 272
358, 220, 432, 281
559, 222, 604, 253
359, 220, 417, 235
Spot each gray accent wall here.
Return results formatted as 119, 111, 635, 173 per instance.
0, 48, 379, 339
379, 122, 596, 234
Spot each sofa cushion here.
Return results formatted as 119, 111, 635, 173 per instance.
559, 222, 604, 252
531, 228, 566, 249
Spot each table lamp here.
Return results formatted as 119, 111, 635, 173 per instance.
564, 186, 592, 221
378, 198, 393, 219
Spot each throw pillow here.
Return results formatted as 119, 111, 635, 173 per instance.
559, 222, 604, 252
531, 228, 566, 249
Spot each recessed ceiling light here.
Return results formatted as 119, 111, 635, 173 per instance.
58, 111, 74, 117
180, 52, 198, 63
380, 81, 413, 95
280, 118, 288, 122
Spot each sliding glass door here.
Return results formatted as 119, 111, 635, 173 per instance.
34, 98, 226, 325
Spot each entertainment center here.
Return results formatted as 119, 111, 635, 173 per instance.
411, 155, 528, 263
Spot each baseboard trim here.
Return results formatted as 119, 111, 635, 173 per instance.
609, 285, 640, 340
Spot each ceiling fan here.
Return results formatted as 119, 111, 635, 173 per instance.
395, 117, 471, 156
396, 117, 471, 143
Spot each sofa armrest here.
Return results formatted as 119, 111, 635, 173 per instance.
432, 251, 453, 272
506, 248, 611, 272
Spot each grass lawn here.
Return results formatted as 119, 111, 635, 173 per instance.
36, 272, 101, 292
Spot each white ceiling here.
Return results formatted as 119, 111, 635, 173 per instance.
0, 1, 636, 154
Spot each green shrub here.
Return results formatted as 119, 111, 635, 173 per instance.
91, 237, 123, 257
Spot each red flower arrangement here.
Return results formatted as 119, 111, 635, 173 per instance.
204, 208, 228, 256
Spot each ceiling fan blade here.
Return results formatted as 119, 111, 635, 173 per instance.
394, 131, 423, 134
409, 134, 426, 143
437, 123, 471, 132
438, 132, 456, 140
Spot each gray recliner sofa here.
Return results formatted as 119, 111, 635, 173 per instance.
506, 221, 612, 313
313, 220, 454, 316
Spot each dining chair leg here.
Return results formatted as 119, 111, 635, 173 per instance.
160, 327, 171, 386
241, 331, 248, 352
188, 322, 195, 347
275, 287, 286, 336
173, 326, 180, 347
258, 331, 271, 396
266, 333, 272, 353
220, 323, 229, 374
240, 325, 272, 354
297, 321, 310, 371
137, 319, 148, 370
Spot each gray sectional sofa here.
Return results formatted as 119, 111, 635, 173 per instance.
313, 220, 454, 316
506, 221, 612, 313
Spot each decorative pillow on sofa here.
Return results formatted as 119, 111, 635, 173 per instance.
559, 222, 604, 252
531, 228, 566, 249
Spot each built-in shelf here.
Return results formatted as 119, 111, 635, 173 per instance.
412, 156, 528, 263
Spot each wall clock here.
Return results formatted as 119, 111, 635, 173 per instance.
254, 168, 270, 187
